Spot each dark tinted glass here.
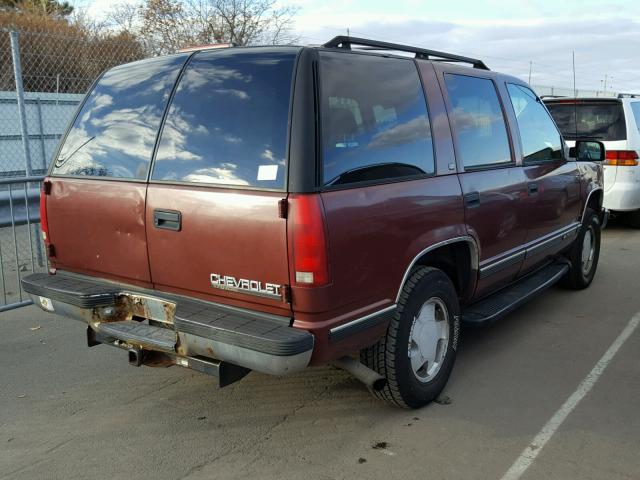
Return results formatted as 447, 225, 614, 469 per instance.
152, 48, 298, 188
319, 52, 434, 186
507, 84, 562, 163
444, 74, 511, 168
545, 102, 627, 141
52, 54, 188, 179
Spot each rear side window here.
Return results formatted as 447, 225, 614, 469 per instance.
152, 48, 298, 189
545, 102, 626, 141
52, 54, 188, 179
630, 103, 640, 131
319, 52, 434, 187
506, 84, 562, 163
444, 74, 512, 169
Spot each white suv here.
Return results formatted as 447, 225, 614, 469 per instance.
545, 94, 640, 227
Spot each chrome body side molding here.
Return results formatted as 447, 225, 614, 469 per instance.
395, 236, 480, 303
329, 305, 397, 342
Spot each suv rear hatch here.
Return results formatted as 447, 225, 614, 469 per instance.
545, 99, 627, 192
45, 54, 189, 286
45, 47, 299, 315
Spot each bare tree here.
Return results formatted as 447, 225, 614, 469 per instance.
205, 0, 299, 46
104, 0, 299, 56
138, 0, 197, 55
103, 2, 140, 35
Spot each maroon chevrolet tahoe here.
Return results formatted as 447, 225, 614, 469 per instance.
23, 37, 605, 408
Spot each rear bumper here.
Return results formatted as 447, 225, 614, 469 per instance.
21, 272, 314, 377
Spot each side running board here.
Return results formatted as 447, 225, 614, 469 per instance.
462, 261, 570, 326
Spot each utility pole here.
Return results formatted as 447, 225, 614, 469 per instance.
528, 61, 532, 84
572, 51, 576, 99
600, 73, 613, 97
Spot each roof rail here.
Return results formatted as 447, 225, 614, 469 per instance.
618, 93, 640, 98
322, 36, 490, 70
540, 95, 567, 100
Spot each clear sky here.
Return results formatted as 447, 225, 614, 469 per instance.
77, 0, 640, 92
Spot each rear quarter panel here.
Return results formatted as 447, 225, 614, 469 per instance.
293, 176, 466, 363
578, 161, 605, 214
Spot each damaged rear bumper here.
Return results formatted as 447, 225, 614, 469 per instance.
22, 272, 314, 384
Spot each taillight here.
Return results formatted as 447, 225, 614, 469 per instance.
40, 179, 50, 244
290, 194, 331, 286
605, 150, 639, 166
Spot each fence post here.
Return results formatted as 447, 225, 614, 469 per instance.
35, 98, 47, 170
9, 30, 33, 177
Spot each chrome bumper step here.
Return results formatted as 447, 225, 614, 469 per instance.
97, 320, 177, 351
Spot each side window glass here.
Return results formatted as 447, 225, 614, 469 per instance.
444, 74, 512, 169
507, 84, 563, 163
319, 52, 435, 187
631, 103, 640, 132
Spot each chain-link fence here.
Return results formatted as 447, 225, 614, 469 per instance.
0, 29, 146, 311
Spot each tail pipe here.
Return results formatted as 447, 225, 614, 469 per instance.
333, 356, 387, 391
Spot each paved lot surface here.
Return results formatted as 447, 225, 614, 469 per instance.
1, 221, 639, 480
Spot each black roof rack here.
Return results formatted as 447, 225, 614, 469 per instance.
618, 93, 640, 98
322, 36, 490, 70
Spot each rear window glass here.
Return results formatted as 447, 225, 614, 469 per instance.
52, 54, 188, 179
319, 52, 434, 187
444, 74, 512, 168
151, 48, 298, 188
545, 102, 627, 141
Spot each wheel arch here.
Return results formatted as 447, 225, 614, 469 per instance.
582, 187, 603, 223
396, 237, 479, 304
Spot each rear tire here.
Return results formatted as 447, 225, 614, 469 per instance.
562, 208, 600, 290
625, 210, 640, 228
360, 267, 460, 409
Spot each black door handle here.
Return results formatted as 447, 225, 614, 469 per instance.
153, 209, 181, 231
528, 182, 538, 196
464, 192, 481, 208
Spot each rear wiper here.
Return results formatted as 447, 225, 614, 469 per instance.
55, 136, 95, 167
566, 134, 606, 140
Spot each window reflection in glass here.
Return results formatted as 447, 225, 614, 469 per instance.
52, 54, 188, 179
507, 84, 562, 163
319, 52, 434, 186
152, 48, 298, 189
444, 74, 512, 168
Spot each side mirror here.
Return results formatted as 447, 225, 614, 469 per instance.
569, 140, 606, 162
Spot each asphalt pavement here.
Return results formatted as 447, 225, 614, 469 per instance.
1, 220, 639, 480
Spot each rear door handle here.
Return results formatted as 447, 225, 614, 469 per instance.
464, 191, 481, 208
153, 209, 181, 231
528, 182, 538, 196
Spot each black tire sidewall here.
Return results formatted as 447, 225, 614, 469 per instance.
571, 210, 601, 287
393, 269, 460, 408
